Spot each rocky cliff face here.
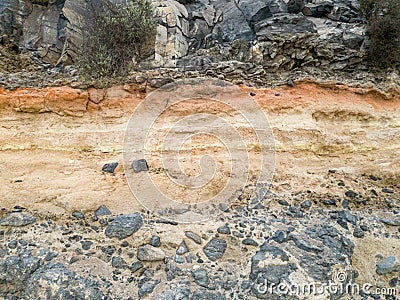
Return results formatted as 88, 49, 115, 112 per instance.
0, 0, 367, 71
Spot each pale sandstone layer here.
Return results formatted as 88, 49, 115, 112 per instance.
0, 80, 398, 215
0, 80, 399, 298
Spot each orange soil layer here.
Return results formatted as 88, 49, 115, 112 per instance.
0, 80, 399, 215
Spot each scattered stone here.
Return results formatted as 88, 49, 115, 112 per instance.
376, 256, 400, 275
300, 200, 311, 209
102, 162, 118, 173
0, 212, 36, 227
137, 245, 166, 262
176, 241, 189, 255
382, 188, 394, 194
186, 253, 197, 263
112, 256, 127, 269
353, 227, 365, 238
132, 159, 149, 173
105, 213, 143, 240
242, 237, 258, 247
174, 254, 185, 264
156, 219, 178, 226
94, 205, 111, 217
278, 199, 289, 206
217, 224, 231, 235
272, 230, 287, 244
18, 239, 27, 246
130, 261, 143, 273
192, 268, 210, 288
44, 252, 58, 262
323, 199, 336, 206
203, 239, 227, 261
138, 279, 160, 298
345, 190, 358, 198
81, 241, 93, 250
101, 245, 116, 256
25, 262, 105, 299
185, 231, 202, 244
8, 240, 18, 249
369, 175, 379, 181
72, 211, 84, 219
380, 219, 400, 227
192, 289, 225, 300
149, 235, 161, 247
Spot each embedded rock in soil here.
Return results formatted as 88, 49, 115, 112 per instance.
104, 213, 143, 240
203, 239, 227, 261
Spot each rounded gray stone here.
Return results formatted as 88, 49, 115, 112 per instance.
104, 213, 143, 240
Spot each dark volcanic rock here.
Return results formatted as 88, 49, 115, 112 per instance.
132, 159, 149, 173
242, 237, 259, 247
176, 241, 189, 255
104, 213, 143, 240
94, 205, 111, 217
217, 224, 231, 235
203, 239, 227, 261
149, 235, 161, 247
345, 190, 358, 198
102, 162, 118, 173
192, 268, 210, 288
303, 2, 334, 18
111, 256, 127, 269
72, 211, 84, 219
237, 0, 287, 25
138, 279, 160, 298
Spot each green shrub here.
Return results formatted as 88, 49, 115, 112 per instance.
77, 0, 157, 80
360, 0, 400, 68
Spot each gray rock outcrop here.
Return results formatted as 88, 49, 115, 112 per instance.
0, 0, 368, 71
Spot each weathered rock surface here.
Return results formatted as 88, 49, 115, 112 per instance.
0, 0, 368, 71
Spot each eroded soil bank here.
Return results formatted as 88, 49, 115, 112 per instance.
0, 80, 399, 299
0, 80, 399, 214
